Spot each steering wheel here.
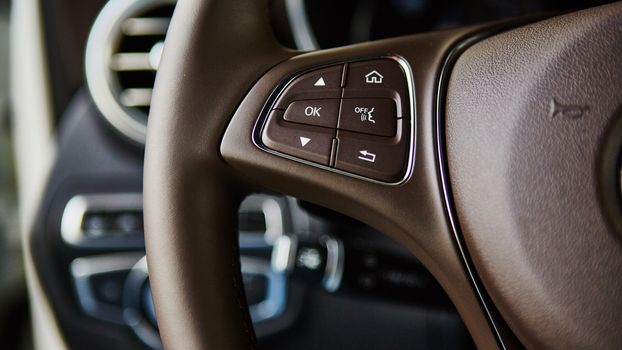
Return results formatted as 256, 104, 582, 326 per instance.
143, 0, 622, 348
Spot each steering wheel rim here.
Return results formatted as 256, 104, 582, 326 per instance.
144, 1, 622, 349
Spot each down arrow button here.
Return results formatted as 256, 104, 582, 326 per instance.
262, 110, 335, 166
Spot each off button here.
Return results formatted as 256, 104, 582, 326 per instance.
338, 98, 397, 136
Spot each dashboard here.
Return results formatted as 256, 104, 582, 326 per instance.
18, 0, 616, 349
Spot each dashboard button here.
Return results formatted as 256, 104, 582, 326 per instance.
284, 99, 340, 128
262, 110, 335, 165
335, 124, 408, 182
343, 59, 409, 118
338, 98, 397, 136
274, 65, 344, 110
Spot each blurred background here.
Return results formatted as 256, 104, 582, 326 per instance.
0, 0, 30, 348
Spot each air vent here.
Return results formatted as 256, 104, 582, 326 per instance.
86, 0, 176, 144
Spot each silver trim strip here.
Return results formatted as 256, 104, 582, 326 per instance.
271, 235, 297, 274
120, 88, 153, 107
60, 193, 143, 248
261, 197, 285, 243
122, 17, 170, 36
110, 52, 153, 71
239, 194, 288, 245
322, 236, 344, 293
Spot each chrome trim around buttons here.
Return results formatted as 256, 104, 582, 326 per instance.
252, 56, 417, 186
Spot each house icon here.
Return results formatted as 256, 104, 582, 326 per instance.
365, 70, 383, 84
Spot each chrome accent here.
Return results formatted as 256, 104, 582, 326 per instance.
70, 252, 144, 324
239, 194, 288, 245
261, 197, 285, 243
60, 193, 143, 248
61, 193, 287, 249
122, 17, 170, 36
148, 41, 165, 70
284, 0, 319, 50
110, 52, 153, 71
271, 235, 297, 274
322, 236, 344, 293
253, 56, 417, 186
85, 0, 175, 144
120, 88, 153, 107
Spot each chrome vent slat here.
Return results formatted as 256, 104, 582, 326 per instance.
121, 17, 170, 36
120, 88, 153, 107
110, 53, 154, 71
86, 0, 176, 144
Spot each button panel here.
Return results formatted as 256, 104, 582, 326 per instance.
258, 58, 412, 183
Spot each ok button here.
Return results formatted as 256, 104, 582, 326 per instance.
283, 99, 340, 129
304, 106, 322, 117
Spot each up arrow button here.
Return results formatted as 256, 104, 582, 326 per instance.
273, 65, 343, 109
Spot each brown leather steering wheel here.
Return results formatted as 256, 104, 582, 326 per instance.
143, 0, 622, 348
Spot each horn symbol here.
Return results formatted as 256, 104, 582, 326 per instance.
549, 99, 589, 119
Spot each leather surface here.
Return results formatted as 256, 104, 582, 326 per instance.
143, 0, 292, 349
446, 2, 622, 349
220, 28, 510, 349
